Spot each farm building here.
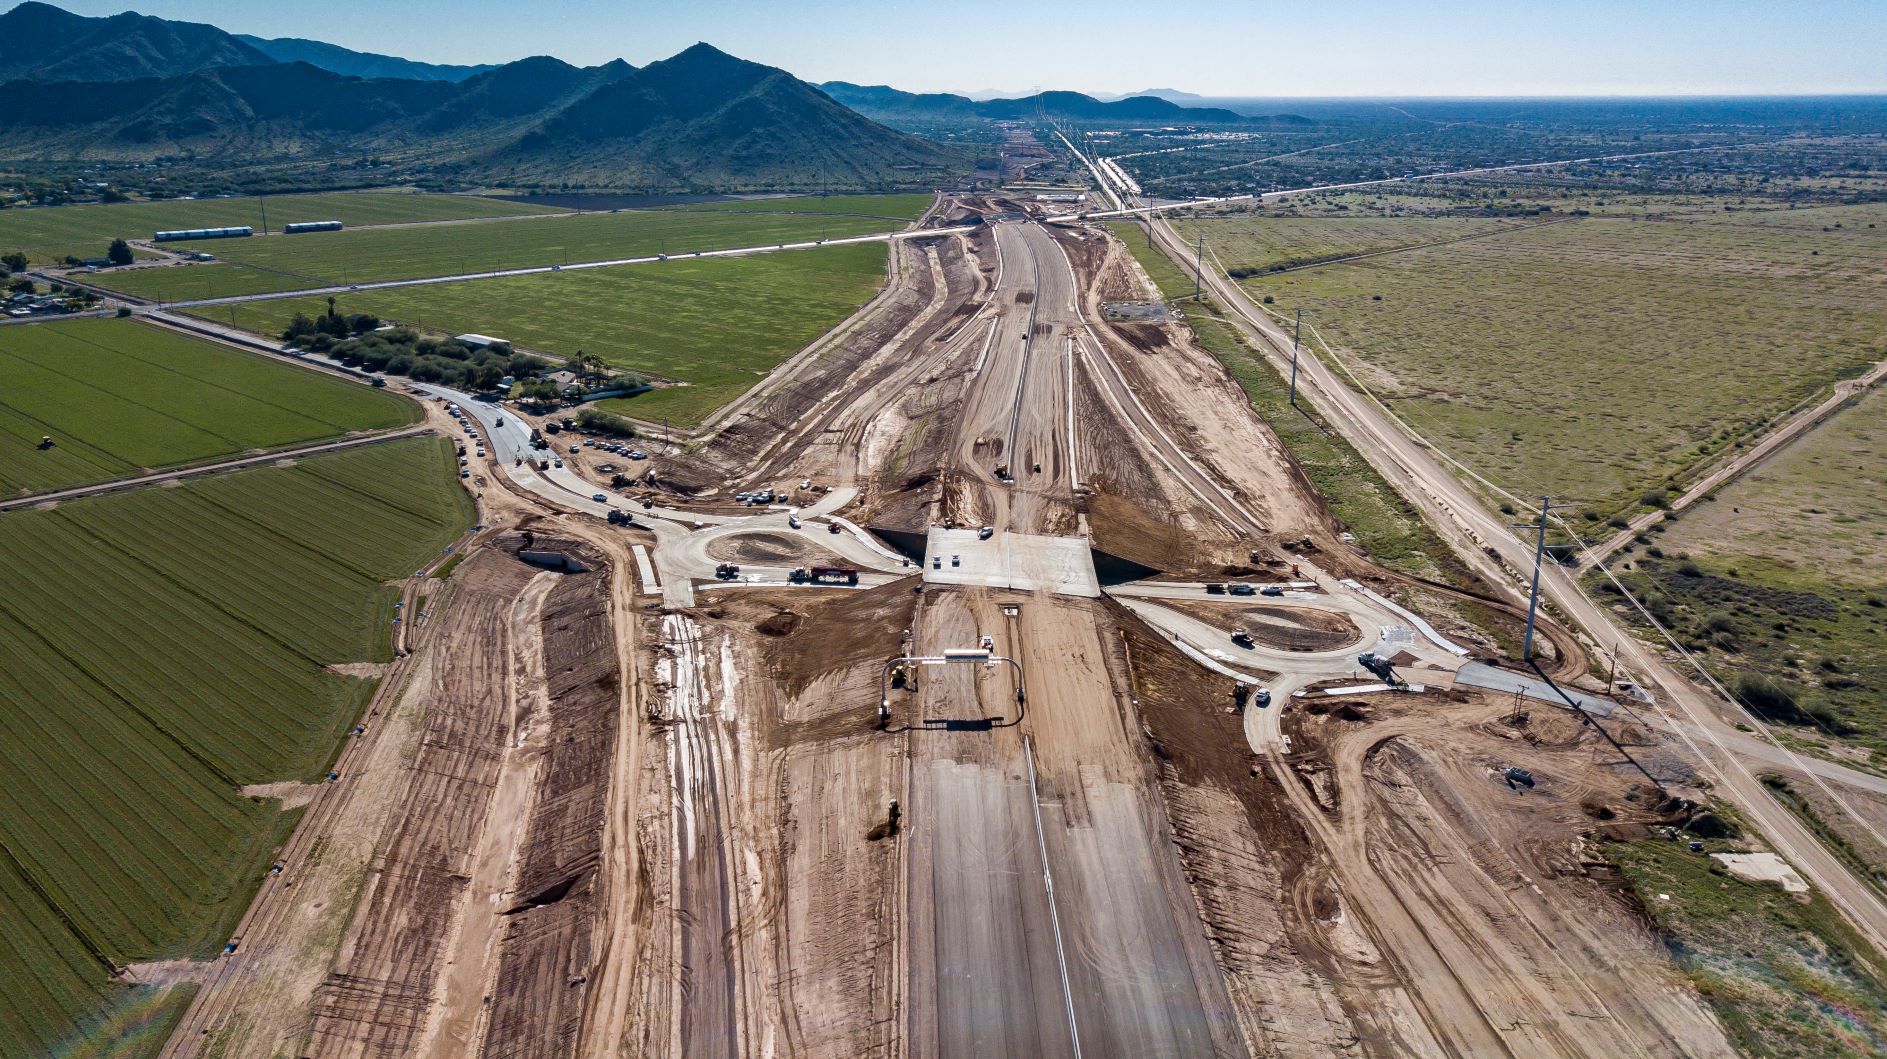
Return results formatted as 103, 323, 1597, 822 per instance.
154, 226, 253, 242
454, 333, 509, 350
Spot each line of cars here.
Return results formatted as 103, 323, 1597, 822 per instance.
446, 401, 483, 477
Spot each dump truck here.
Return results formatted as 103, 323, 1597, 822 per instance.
792, 566, 859, 586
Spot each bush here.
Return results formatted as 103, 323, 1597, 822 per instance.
1640, 489, 1669, 509
1737, 673, 1807, 723
576, 407, 636, 437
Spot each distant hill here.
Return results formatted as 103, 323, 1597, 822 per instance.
820, 81, 1286, 127
235, 34, 498, 83
0, 0, 270, 82
1125, 87, 1208, 103
493, 45, 957, 188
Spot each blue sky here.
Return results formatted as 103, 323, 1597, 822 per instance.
53, 0, 1887, 96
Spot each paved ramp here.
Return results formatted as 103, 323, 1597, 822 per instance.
921, 528, 1098, 597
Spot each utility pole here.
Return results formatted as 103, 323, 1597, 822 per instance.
1193, 236, 1204, 301
258, 196, 268, 236
1519, 496, 1552, 662
1289, 308, 1302, 406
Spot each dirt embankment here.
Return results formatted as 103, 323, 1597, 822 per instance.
625, 583, 916, 1058
1119, 619, 1370, 1056
303, 547, 540, 1058
481, 548, 618, 1057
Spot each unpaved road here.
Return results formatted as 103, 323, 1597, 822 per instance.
1147, 210, 1887, 956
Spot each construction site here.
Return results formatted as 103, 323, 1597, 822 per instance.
146, 186, 1883, 1058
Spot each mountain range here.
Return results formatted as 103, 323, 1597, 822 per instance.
235, 34, 497, 83
818, 82, 1306, 128
0, 2, 958, 190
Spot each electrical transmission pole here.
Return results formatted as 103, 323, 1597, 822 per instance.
1289, 308, 1302, 406
1520, 496, 1552, 662
1193, 236, 1204, 300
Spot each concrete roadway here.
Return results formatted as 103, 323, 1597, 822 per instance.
902, 218, 1237, 1059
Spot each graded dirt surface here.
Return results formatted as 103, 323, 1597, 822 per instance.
148, 188, 1887, 1059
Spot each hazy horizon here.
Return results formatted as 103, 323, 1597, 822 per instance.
34, 0, 1887, 98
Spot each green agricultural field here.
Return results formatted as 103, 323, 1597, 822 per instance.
1171, 215, 1520, 276
677, 192, 935, 219
205, 241, 891, 426
1231, 204, 1887, 514
0, 190, 559, 265
0, 318, 417, 496
94, 193, 928, 302
0, 436, 471, 1057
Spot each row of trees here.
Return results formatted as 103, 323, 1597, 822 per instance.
282, 312, 548, 392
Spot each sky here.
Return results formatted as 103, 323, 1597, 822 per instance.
49, 0, 1887, 96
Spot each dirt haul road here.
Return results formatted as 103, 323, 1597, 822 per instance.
1144, 211, 1887, 957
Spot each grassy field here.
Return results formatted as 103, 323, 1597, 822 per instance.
92, 193, 927, 302
1610, 834, 1887, 1056
0, 190, 559, 265
0, 436, 471, 1057
1662, 385, 1887, 590
1598, 385, 1887, 756
0, 318, 417, 496
1173, 215, 1519, 276
203, 242, 890, 426
675, 192, 934, 217
1210, 203, 1887, 515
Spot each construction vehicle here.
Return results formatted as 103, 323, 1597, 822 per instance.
1356, 653, 1406, 688
37, 435, 53, 449
1502, 766, 1535, 789
606, 509, 633, 526
1231, 631, 1255, 649
715, 562, 740, 581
